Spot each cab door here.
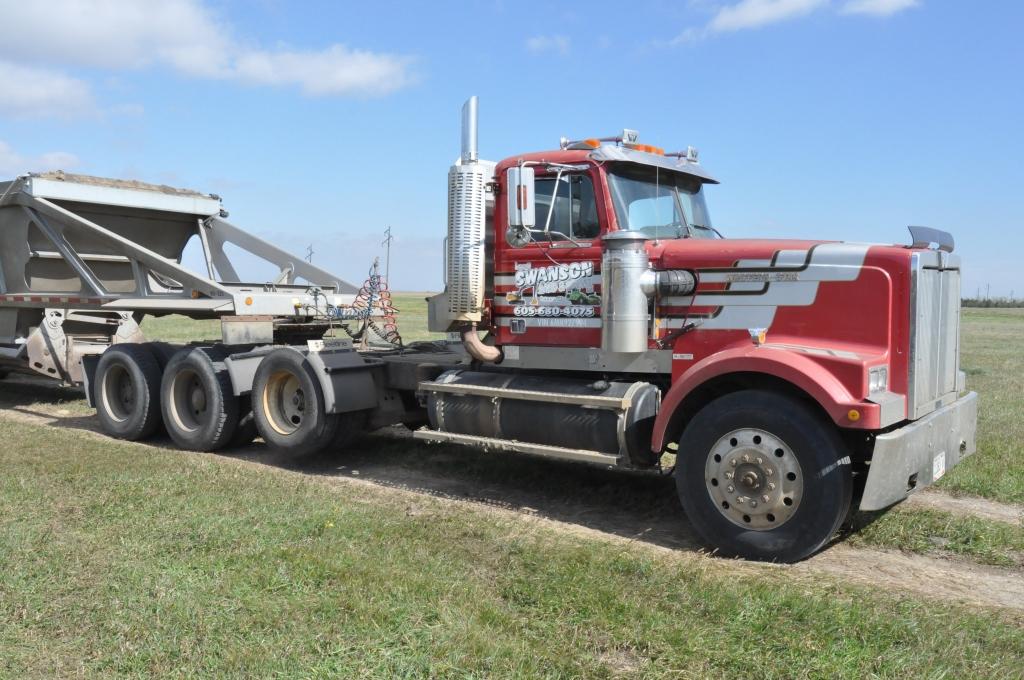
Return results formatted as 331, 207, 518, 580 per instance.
493, 170, 607, 347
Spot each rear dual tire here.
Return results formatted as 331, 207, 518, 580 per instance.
94, 344, 164, 440
160, 347, 239, 452
251, 349, 364, 456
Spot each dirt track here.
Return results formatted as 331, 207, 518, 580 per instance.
2, 375, 1022, 615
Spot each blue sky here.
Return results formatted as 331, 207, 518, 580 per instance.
0, 0, 1020, 296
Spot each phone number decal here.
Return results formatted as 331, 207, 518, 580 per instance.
513, 306, 595, 318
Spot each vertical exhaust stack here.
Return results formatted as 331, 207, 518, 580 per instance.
446, 96, 500, 362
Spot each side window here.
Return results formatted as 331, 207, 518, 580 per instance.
534, 174, 600, 240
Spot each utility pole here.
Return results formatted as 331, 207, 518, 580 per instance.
305, 244, 314, 263
986, 283, 991, 300
381, 226, 394, 283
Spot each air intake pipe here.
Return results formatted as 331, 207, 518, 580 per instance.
601, 231, 696, 353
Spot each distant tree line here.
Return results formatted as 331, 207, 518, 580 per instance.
962, 297, 1024, 308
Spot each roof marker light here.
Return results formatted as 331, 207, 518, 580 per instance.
560, 129, 641, 150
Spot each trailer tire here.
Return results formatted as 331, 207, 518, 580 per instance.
331, 411, 367, 450
229, 397, 259, 448
251, 349, 340, 456
675, 389, 852, 563
160, 347, 239, 452
95, 344, 163, 441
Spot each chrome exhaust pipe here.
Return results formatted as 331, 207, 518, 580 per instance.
460, 323, 502, 363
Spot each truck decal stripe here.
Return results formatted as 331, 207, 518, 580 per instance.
657, 243, 871, 330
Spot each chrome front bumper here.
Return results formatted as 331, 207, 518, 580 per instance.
859, 391, 978, 511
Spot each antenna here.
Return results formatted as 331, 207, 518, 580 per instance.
305, 244, 314, 263
381, 226, 394, 283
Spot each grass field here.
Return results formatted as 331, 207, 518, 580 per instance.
938, 308, 1024, 503
1, 419, 1022, 678
0, 301, 1021, 677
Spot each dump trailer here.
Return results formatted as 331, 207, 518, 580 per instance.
0, 98, 978, 562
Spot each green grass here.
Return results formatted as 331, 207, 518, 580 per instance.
1, 419, 1022, 678
938, 308, 1024, 504
848, 508, 1024, 567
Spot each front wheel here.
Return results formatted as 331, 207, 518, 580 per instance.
675, 389, 852, 562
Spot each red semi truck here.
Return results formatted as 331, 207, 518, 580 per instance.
0, 97, 977, 561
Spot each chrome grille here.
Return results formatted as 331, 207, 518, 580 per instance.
908, 250, 961, 419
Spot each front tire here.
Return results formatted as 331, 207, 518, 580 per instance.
676, 389, 852, 562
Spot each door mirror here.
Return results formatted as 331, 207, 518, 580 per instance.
506, 166, 535, 229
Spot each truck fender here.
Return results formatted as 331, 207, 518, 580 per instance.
651, 346, 878, 453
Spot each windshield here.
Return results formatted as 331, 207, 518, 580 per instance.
607, 164, 717, 239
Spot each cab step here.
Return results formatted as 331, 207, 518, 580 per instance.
412, 428, 622, 467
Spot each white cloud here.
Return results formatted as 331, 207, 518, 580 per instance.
0, 0, 415, 104
526, 35, 571, 55
670, 0, 918, 44
673, 0, 828, 43
0, 1, 229, 73
0, 140, 80, 176
709, 0, 828, 31
0, 61, 96, 119
840, 0, 920, 16
234, 45, 414, 97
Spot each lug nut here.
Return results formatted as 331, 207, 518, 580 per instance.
762, 495, 770, 503
750, 500, 758, 508
727, 485, 734, 493
731, 459, 738, 467
756, 457, 764, 465
768, 482, 776, 490
725, 472, 734, 479
742, 454, 751, 463
765, 468, 774, 476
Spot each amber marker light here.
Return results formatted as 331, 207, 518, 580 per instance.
847, 409, 861, 422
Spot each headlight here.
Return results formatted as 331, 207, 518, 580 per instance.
868, 366, 888, 394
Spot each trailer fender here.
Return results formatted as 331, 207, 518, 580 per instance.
651, 345, 879, 453
305, 349, 381, 414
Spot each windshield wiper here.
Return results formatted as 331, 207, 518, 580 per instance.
691, 224, 724, 238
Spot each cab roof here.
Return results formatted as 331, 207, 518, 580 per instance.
495, 145, 719, 185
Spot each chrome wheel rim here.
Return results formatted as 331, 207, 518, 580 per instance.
704, 428, 804, 530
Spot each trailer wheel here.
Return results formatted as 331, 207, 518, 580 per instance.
675, 389, 852, 563
160, 348, 239, 452
331, 411, 368, 449
95, 344, 163, 440
229, 397, 259, 448
252, 349, 340, 455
